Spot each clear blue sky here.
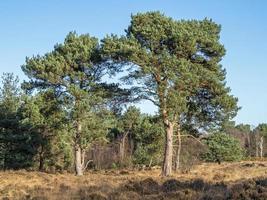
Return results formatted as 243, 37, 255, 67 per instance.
0, 0, 266, 126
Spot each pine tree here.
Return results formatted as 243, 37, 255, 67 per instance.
203, 132, 244, 163
0, 73, 21, 169
18, 90, 69, 171
22, 32, 115, 175
102, 12, 238, 176
0, 73, 38, 169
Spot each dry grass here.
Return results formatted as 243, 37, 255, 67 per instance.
1, 161, 267, 199
177, 160, 267, 182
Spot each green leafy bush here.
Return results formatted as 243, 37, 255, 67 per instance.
203, 132, 244, 163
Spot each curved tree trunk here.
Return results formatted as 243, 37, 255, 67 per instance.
119, 134, 127, 162
162, 122, 174, 176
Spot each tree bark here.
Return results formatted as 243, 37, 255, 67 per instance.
259, 136, 264, 159
39, 150, 44, 171
75, 146, 83, 176
256, 135, 259, 157
162, 121, 174, 176
129, 135, 135, 155
75, 122, 84, 176
119, 136, 125, 161
247, 134, 251, 157
174, 124, 181, 171
119, 131, 129, 163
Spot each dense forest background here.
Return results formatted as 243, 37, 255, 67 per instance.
0, 12, 266, 177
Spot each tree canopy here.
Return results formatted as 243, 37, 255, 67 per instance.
0, 11, 248, 177
102, 11, 238, 175
22, 32, 118, 175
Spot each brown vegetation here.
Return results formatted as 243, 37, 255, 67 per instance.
1, 161, 267, 199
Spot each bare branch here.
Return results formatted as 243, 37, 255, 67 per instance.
83, 160, 93, 171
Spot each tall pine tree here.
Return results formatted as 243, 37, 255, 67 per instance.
102, 12, 238, 176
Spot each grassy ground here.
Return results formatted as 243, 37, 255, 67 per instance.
1, 161, 267, 199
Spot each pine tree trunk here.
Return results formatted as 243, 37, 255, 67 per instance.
75, 146, 83, 176
75, 122, 83, 176
174, 125, 181, 171
162, 122, 174, 176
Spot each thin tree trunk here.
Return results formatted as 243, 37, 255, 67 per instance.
39, 150, 44, 171
130, 136, 135, 155
3, 146, 6, 170
81, 150, 86, 169
162, 122, 174, 176
247, 134, 251, 157
39, 130, 45, 171
256, 135, 259, 157
120, 136, 125, 161
174, 124, 181, 171
75, 122, 83, 176
260, 136, 264, 159
119, 131, 129, 162
149, 158, 153, 168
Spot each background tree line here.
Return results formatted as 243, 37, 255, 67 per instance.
0, 12, 265, 176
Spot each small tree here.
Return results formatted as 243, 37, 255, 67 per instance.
133, 115, 164, 167
254, 124, 267, 158
117, 106, 141, 163
0, 73, 21, 169
203, 132, 244, 163
18, 90, 69, 171
0, 73, 39, 169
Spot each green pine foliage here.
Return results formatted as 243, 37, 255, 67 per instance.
18, 91, 71, 171
21, 32, 121, 174
0, 12, 250, 175
255, 124, 267, 137
0, 73, 38, 169
132, 115, 164, 166
102, 11, 239, 175
203, 132, 244, 163
102, 11, 239, 131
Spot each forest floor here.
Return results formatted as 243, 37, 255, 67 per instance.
2, 161, 267, 199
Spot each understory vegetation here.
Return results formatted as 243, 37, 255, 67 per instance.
2, 161, 267, 200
